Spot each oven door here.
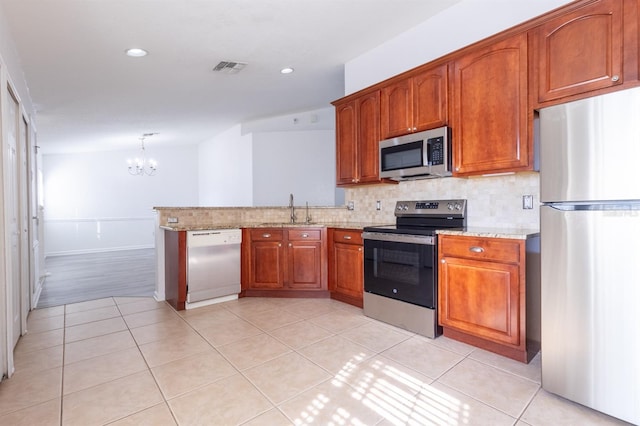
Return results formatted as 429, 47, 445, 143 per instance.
362, 232, 436, 308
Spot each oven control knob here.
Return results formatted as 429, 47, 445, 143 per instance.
454, 203, 462, 211
403, 204, 409, 211
396, 205, 403, 211
447, 203, 454, 210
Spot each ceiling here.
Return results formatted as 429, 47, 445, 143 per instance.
0, 0, 461, 154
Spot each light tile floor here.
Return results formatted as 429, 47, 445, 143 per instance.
0, 296, 631, 425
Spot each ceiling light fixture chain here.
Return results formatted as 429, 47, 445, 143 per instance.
128, 132, 158, 176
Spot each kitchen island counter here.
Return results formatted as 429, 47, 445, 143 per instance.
160, 222, 385, 232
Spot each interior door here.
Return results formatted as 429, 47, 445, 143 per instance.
19, 114, 30, 325
6, 85, 21, 348
28, 126, 42, 307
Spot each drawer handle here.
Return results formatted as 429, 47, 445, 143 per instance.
262, 233, 271, 238
343, 235, 352, 240
469, 246, 484, 253
301, 233, 309, 238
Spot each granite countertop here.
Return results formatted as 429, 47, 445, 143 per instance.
160, 222, 386, 232
436, 227, 539, 240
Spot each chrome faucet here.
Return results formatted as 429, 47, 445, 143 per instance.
305, 202, 312, 224
289, 193, 296, 223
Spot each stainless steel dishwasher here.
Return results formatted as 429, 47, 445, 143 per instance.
186, 229, 241, 306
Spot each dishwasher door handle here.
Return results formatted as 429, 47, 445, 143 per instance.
191, 231, 221, 237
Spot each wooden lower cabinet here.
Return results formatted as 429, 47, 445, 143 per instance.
241, 227, 328, 297
246, 229, 285, 289
328, 228, 364, 307
438, 234, 540, 363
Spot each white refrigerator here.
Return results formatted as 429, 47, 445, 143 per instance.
540, 87, 640, 424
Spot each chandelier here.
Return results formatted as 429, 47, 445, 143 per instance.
127, 133, 158, 176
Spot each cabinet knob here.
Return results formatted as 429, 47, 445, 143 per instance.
358, 247, 362, 252
469, 246, 485, 253
301, 233, 309, 238
612, 75, 620, 82
407, 128, 412, 132
262, 233, 271, 238
413, 127, 417, 131
288, 243, 292, 247
278, 243, 282, 247
455, 167, 460, 172
441, 259, 445, 263
343, 235, 352, 240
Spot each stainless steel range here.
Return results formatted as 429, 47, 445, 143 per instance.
362, 199, 467, 338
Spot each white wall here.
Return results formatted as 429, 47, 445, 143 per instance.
43, 145, 199, 255
198, 110, 342, 208
198, 124, 253, 207
345, 0, 573, 94
252, 130, 336, 207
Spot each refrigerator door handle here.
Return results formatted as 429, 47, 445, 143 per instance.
545, 202, 640, 211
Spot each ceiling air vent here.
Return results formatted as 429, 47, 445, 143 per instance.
212, 61, 247, 74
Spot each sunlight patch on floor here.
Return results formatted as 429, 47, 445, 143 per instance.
290, 354, 472, 425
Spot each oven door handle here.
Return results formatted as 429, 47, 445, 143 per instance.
362, 232, 435, 245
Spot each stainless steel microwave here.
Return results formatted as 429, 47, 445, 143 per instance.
379, 126, 452, 180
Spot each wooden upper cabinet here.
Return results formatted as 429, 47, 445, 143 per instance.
380, 63, 448, 139
334, 91, 385, 186
451, 33, 531, 176
533, 0, 625, 104
335, 101, 358, 185
357, 92, 382, 183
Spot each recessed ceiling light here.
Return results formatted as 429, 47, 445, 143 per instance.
125, 48, 148, 57
280, 67, 294, 74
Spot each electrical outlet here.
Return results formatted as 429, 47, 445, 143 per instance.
167, 217, 179, 223
522, 195, 534, 210
347, 201, 355, 211
376, 200, 381, 210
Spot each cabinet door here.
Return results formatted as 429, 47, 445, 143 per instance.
333, 242, 364, 300
380, 64, 448, 140
356, 91, 381, 183
439, 256, 520, 345
287, 241, 323, 289
250, 241, 284, 288
335, 101, 358, 185
380, 78, 413, 139
534, 0, 624, 103
452, 33, 530, 175
413, 64, 448, 132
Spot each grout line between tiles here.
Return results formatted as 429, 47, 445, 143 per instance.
16, 297, 555, 425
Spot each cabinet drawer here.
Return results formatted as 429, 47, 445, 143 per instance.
439, 235, 522, 264
332, 229, 363, 245
288, 229, 321, 241
250, 229, 284, 241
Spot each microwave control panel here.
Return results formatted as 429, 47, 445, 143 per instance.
429, 136, 445, 165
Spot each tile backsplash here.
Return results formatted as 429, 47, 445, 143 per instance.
342, 172, 540, 229
156, 172, 540, 230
